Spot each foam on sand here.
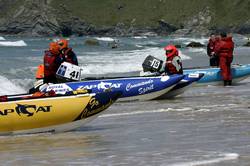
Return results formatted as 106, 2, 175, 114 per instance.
169, 153, 239, 166
100, 107, 193, 118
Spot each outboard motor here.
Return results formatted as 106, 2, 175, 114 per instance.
56, 62, 82, 82
142, 55, 164, 73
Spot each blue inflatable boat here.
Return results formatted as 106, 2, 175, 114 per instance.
43, 75, 184, 101
156, 73, 204, 99
141, 55, 250, 86
184, 64, 250, 85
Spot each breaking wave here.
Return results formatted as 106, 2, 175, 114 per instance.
78, 47, 191, 75
0, 40, 27, 47
0, 36, 5, 40
95, 37, 116, 42
0, 75, 26, 95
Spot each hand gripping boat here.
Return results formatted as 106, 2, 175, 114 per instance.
0, 90, 121, 135
44, 69, 184, 102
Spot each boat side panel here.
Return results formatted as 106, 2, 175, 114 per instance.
0, 95, 91, 132
184, 65, 250, 83
68, 75, 182, 98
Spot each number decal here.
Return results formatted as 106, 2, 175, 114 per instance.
57, 65, 67, 76
70, 71, 80, 79
76, 72, 79, 79
151, 59, 160, 69
70, 71, 75, 78
56, 62, 81, 81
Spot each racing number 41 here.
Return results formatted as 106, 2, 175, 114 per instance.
70, 71, 79, 79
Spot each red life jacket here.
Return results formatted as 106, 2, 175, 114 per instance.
44, 50, 61, 77
165, 55, 183, 75
215, 37, 234, 58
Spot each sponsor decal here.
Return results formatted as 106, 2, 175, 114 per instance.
78, 84, 98, 90
97, 82, 121, 90
206, 71, 215, 76
188, 73, 200, 78
88, 98, 100, 109
78, 82, 122, 91
126, 80, 153, 91
46, 84, 72, 94
138, 84, 154, 94
160, 76, 170, 82
193, 71, 214, 76
74, 98, 113, 120
0, 104, 52, 116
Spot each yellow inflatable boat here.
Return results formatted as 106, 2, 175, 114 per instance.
0, 90, 121, 135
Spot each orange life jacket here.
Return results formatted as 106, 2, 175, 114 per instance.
35, 64, 44, 79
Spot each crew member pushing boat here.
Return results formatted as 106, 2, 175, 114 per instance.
215, 32, 234, 86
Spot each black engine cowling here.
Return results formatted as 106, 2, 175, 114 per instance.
142, 55, 164, 73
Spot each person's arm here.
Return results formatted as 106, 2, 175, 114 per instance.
72, 52, 78, 65
55, 55, 63, 66
214, 41, 221, 55
172, 56, 182, 72
207, 43, 211, 56
69, 50, 78, 65
159, 61, 166, 74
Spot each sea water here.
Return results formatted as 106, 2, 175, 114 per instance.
0, 35, 250, 165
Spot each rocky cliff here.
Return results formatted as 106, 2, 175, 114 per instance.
0, 0, 249, 37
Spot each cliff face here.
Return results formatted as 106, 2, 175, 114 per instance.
0, 0, 249, 36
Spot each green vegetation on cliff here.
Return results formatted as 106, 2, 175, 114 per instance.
51, 0, 249, 28
211, 0, 250, 26
0, 0, 249, 36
